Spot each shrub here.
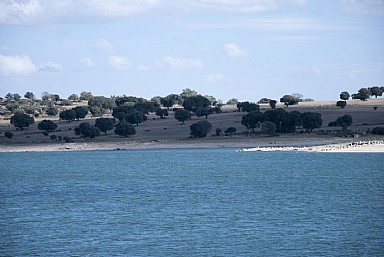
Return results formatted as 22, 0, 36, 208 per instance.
38, 120, 58, 132
43, 131, 49, 136
50, 134, 57, 140
190, 120, 212, 138
225, 127, 237, 136
4, 131, 13, 138
63, 136, 72, 143
74, 122, 100, 138
114, 122, 136, 137
372, 127, 384, 135
261, 121, 277, 136
46, 107, 59, 116
215, 128, 222, 136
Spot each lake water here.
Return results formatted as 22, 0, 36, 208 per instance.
0, 149, 383, 256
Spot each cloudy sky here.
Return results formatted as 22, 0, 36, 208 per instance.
0, 0, 383, 102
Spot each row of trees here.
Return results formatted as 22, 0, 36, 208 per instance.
240, 109, 323, 134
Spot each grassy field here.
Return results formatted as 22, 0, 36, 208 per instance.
1, 99, 383, 147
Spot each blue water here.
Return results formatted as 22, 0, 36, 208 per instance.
0, 149, 383, 256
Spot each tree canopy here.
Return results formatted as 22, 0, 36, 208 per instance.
95, 118, 115, 134
190, 120, 212, 138
10, 113, 35, 130
59, 109, 76, 122
114, 122, 136, 137
182, 95, 210, 112
300, 112, 322, 132
241, 111, 265, 132
75, 122, 100, 138
38, 120, 58, 132
175, 109, 191, 124
280, 95, 300, 107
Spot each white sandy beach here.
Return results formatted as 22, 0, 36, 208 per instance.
1, 138, 384, 153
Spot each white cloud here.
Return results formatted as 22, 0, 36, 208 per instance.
80, 57, 96, 67
192, 0, 306, 12
206, 73, 231, 83
108, 55, 132, 70
163, 57, 203, 70
224, 43, 246, 58
38, 62, 63, 73
0, 54, 37, 76
0, 0, 159, 25
341, 0, 384, 15
0, 0, 42, 25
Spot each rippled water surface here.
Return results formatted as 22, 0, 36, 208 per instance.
1, 149, 383, 256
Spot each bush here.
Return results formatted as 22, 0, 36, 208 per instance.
43, 131, 49, 136
38, 120, 58, 132
50, 134, 57, 140
190, 120, 212, 138
74, 122, 100, 138
46, 106, 59, 116
63, 136, 72, 143
372, 127, 384, 135
215, 128, 222, 136
4, 131, 13, 138
225, 127, 237, 136
114, 122, 136, 137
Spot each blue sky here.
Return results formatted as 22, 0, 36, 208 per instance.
0, 0, 383, 102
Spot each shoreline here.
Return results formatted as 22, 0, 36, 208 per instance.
1, 137, 383, 153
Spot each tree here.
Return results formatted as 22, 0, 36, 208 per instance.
68, 94, 79, 101
352, 88, 370, 101
74, 106, 88, 120
4, 131, 13, 138
5, 93, 13, 100
155, 108, 169, 119
300, 112, 322, 132
80, 91, 93, 101
237, 102, 260, 112
10, 113, 34, 130
328, 114, 353, 131
336, 100, 347, 109
135, 102, 158, 114
180, 88, 198, 99
88, 96, 116, 111
190, 120, 212, 138
160, 97, 175, 109
126, 111, 146, 126
46, 106, 59, 116
340, 91, 350, 101
23, 106, 36, 115
24, 92, 35, 100
258, 98, 272, 104
241, 111, 265, 132
95, 118, 115, 135
59, 109, 76, 122
175, 109, 191, 124
226, 98, 239, 105
280, 95, 299, 107
369, 86, 382, 98
264, 109, 297, 133
182, 95, 211, 112
89, 106, 103, 117
75, 122, 100, 138
13, 93, 21, 101
38, 120, 57, 132
261, 121, 277, 136
195, 107, 212, 119
269, 100, 277, 109
114, 122, 136, 137
224, 127, 236, 136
